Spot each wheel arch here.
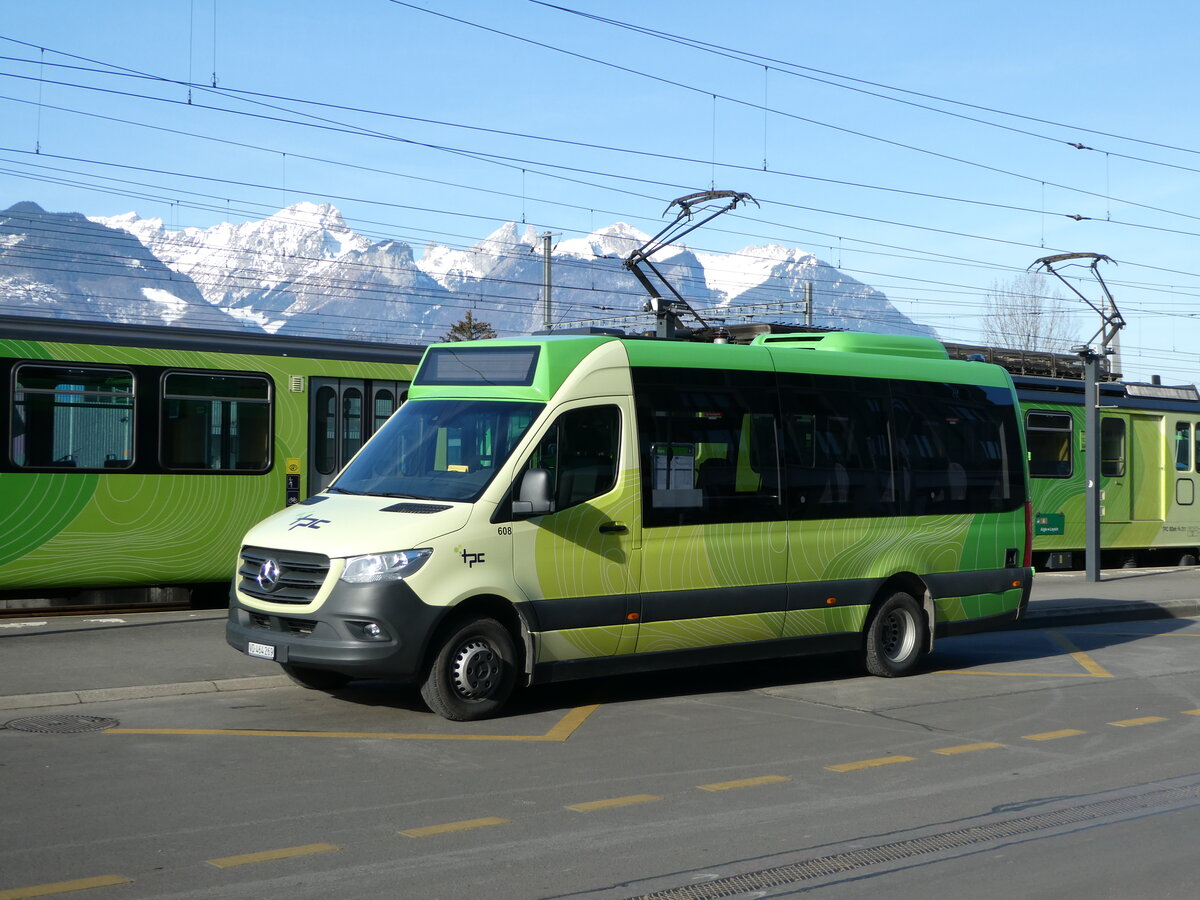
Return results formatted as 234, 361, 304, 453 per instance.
425, 594, 532, 683
868, 572, 935, 653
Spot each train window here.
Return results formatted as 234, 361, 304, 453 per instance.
1176, 422, 1192, 471
1026, 411, 1072, 478
342, 388, 364, 460
161, 372, 271, 472
1101, 418, 1126, 478
374, 389, 396, 432
11, 364, 134, 469
314, 385, 337, 476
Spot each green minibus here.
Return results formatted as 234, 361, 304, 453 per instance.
227, 330, 1033, 719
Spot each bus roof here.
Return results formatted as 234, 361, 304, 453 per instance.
409, 331, 1014, 402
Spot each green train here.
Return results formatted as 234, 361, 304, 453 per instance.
0, 316, 421, 607
948, 344, 1200, 569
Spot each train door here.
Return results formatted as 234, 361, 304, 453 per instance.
1130, 415, 1163, 521
308, 378, 406, 495
1100, 414, 1130, 523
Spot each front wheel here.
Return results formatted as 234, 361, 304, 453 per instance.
420, 617, 518, 721
864, 591, 923, 677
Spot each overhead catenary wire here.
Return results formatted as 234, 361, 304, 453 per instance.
3, 32, 1200, 290
2, 12, 1200, 376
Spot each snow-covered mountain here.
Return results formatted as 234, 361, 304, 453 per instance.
2, 200, 933, 343
0, 202, 241, 329
695, 243, 922, 334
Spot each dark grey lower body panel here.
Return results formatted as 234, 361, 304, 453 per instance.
531, 632, 861, 685
225, 580, 445, 681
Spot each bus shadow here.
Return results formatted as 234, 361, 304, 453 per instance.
929, 616, 1192, 672
514, 618, 1196, 716
317, 618, 1193, 720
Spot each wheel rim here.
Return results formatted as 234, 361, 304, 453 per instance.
450, 638, 502, 701
880, 608, 917, 662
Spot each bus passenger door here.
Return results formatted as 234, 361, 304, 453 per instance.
511, 401, 642, 663
632, 370, 788, 654
308, 378, 406, 496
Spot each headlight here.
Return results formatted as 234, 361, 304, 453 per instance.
341, 548, 432, 584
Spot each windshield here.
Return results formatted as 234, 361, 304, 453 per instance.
331, 399, 544, 502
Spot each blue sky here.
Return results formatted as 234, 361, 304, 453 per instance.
2, 0, 1198, 381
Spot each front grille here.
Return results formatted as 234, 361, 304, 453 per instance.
238, 545, 330, 605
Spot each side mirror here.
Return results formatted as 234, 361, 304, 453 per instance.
512, 468, 553, 517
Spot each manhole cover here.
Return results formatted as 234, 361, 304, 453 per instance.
4, 715, 119, 734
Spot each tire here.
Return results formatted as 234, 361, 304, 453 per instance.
281, 664, 352, 692
864, 591, 923, 677
420, 617, 518, 721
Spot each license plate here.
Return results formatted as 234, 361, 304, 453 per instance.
247, 641, 276, 660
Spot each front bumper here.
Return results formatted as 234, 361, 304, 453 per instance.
225, 578, 446, 681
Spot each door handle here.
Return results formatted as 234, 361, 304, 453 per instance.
598, 522, 628, 534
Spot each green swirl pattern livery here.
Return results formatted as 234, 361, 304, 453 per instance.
1018, 390, 1200, 567
226, 330, 1035, 720
1, 319, 419, 594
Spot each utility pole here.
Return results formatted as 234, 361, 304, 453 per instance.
1032, 253, 1123, 583
540, 232, 553, 332
804, 281, 813, 327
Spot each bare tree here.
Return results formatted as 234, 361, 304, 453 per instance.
441, 311, 498, 342
981, 272, 1076, 352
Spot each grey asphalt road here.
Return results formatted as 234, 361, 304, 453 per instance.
2, 608, 1199, 898
2, 566, 1199, 706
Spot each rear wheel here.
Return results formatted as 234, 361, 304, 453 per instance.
420, 617, 517, 721
281, 664, 351, 692
864, 591, 923, 677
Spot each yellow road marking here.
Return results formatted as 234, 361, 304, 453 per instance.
207, 843, 339, 868
1108, 716, 1169, 727
825, 755, 917, 773
697, 775, 791, 792
107, 704, 599, 743
1047, 632, 1114, 677
567, 794, 661, 812
937, 631, 1114, 680
1059, 630, 1200, 639
932, 742, 1005, 755
0, 876, 131, 899
542, 704, 601, 741
938, 670, 1101, 678
1182, 709, 1200, 716
399, 817, 510, 838
1022, 729, 1086, 741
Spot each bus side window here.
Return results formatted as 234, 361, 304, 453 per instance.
634, 368, 782, 527
893, 381, 1022, 515
780, 376, 893, 520
523, 406, 620, 512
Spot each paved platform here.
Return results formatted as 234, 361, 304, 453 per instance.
2, 568, 1198, 712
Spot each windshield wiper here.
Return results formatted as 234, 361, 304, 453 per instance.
326, 486, 441, 501
365, 490, 439, 501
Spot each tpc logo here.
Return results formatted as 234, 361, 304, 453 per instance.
289, 514, 331, 531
